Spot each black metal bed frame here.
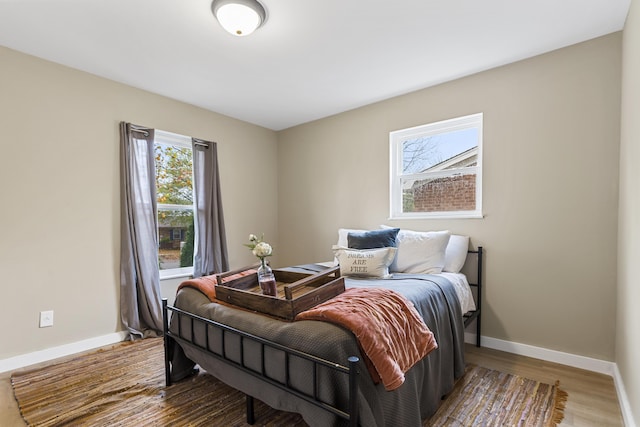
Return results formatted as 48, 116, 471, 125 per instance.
163, 246, 483, 426
463, 247, 483, 347
163, 301, 360, 426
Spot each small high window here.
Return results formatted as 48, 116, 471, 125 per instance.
390, 113, 483, 219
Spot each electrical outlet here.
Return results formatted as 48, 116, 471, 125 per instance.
39, 310, 54, 328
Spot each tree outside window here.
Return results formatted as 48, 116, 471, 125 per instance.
154, 133, 195, 272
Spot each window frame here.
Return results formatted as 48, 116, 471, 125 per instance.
389, 113, 483, 220
154, 130, 195, 280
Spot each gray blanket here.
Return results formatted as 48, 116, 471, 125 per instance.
169, 267, 465, 427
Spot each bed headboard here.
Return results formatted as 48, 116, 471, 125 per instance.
461, 246, 482, 281
461, 247, 483, 346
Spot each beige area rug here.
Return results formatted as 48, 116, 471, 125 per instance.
426, 365, 567, 426
11, 338, 566, 426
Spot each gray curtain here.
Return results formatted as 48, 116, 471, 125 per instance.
192, 138, 229, 277
120, 122, 163, 337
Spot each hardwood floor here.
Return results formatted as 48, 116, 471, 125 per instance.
0, 370, 25, 426
0, 344, 624, 426
465, 344, 624, 426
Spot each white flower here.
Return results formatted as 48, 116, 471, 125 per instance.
246, 233, 273, 261
252, 242, 272, 258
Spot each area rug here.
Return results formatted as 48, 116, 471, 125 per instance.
426, 365, 567, 426
11, 338, 566, 426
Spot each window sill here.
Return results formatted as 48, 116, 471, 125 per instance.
160, 267, 193, 281
389, 211, 484, 220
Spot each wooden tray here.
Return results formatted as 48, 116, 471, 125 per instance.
214, 265, 344, 321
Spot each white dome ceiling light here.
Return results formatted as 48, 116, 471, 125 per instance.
211, 0, 267, 37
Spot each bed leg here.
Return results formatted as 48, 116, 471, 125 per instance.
162, 298, 172, 387
246, 394, 255, 425
348, 356, 359, 427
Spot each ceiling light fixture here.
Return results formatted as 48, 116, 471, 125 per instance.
211, 0, 267, 37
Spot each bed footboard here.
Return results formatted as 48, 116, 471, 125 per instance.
162, 299, 359, 426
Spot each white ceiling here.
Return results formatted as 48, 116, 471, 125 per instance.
0, 0, 631, 131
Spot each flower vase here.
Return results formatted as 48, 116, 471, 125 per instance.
257, 259, 277, 297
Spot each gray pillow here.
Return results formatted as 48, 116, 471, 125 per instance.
348, 228, 400, 249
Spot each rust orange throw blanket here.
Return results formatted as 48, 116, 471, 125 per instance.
296, 287, 437, 391
177, 270, 257, 300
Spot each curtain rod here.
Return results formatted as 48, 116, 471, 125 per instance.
130, 124, 150, 137
193, 138, 211, 148
129, 124, 212, 148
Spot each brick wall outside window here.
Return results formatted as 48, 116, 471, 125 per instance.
411, 174, 476, 212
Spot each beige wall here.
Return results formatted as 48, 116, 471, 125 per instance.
278, 34, 621, 361
0, 46, 278, 360
0, 29, 628, 377
618, 0, 640, 421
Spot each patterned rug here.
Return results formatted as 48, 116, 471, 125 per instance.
11, 338, 566, 426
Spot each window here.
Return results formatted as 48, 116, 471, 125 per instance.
390, 113, 483, 219
154, 130, 195, 278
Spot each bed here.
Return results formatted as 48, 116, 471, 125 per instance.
164, 242, 483, 427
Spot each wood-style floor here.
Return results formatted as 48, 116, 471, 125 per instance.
465, 345, 624, 426
0, 344, 624, 426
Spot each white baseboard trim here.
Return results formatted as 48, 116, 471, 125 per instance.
0, 331, 129, 374
612, 363, 638, 427
465, 332, 615, 375
465, 333, 637, 427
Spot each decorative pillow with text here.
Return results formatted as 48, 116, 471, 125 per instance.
333, 246, 398, 279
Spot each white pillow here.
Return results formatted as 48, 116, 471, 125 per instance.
444, 235, 470, 273
333, 246, 397, 278
389, 229, 450, 274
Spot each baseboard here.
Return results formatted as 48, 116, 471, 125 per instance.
465, 332, 615, 375
612, 363, 638, 427
0, 331, 129, 374
465, 333, 637, 427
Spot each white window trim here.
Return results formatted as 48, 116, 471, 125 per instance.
158, 203, 194, 212
155, 129, 193, 149
389, 113, 483, 220
155, 130, 195, 279
160, 267, 193, 280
